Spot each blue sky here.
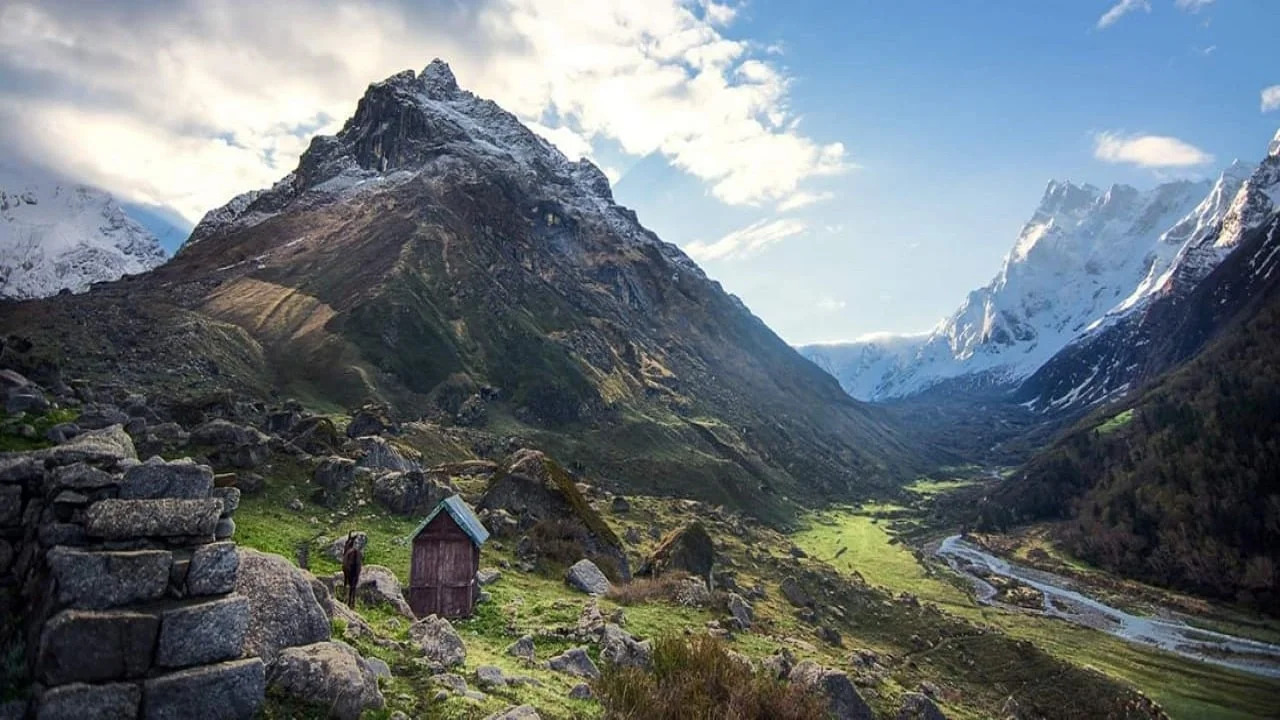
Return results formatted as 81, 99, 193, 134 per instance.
1, 0, 1277, 344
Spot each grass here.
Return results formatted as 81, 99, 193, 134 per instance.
905, 477, 981, 497
0, 407, 78, 452
1095, 408, 1135, 435
790, 505, 1280, 720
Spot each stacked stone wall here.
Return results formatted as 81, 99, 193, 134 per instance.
0, 425, 264, 720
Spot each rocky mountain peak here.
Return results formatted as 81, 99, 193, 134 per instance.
1037, 180, 1098, 217
1269, 127, 1280, 158
419, 58, 460, 98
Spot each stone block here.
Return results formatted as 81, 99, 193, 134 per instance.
37, 681, 140, 720
142, 658, 265, 720
84, 499, 222, 539
48, 547, 171, 609
0, 485, 21, 526
156, 595, 249, 669
187, 542, 238, 596
119, 458, 213, 500
37, 609, 159, 685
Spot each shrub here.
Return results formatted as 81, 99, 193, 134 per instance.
594, 633, 825, 720
607, 574, 691, 606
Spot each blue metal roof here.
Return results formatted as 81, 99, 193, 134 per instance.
412, 495, 490, 547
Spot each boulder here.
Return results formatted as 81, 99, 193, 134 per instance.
371, 470, 454, 516
898, 692, 948, 720
287, 415, 341, 455
636, 521, 714, 583
600, 623, 651, 668
189, 419, 267, 449
780, 576, 814, 608
46, 421, 81, 444
346, 405, 392, 438
727, 593, 753, 629
505, 635, 536, 662
351, 436, 418, 472
37, 681, 140, 720
235, 549, 331, 663
39, 425, 136, 466
568, 683, 593, 700
268, 641, 385, 720
565, 559, 611, 596
47, 547, 171, 609
789, 661, 873, 720
349, 565, 414, 618
476, 568, 502, 586
479, 449, 629, 578
547, 647, 599, 679
673, 576, 711, 607
610, 496, 630, 513
409, 615, 466, 667
142, 657, 266, 720
312, 457, 356, 507
474, 665, 507, 689
74, 403, 129, 430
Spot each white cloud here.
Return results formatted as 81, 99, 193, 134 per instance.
1093, 131, 1213, 168
816, 297, 846, 312
1174, 0, 1214, 11
1096, 0, 1150, 29
1262, 85, 1280, 113
0, 0, 846, 224
777, 190, 833, 212
684, 218, 806, 262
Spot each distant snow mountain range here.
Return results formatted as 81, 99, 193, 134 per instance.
0, 171, 168, 300
802, 128, 1280, 410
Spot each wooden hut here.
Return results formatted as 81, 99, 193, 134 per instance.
408, 495, 490, 618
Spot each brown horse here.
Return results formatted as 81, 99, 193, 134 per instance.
342, 531, 363, 607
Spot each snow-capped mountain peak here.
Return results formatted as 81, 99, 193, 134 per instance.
0, 173, 167, 300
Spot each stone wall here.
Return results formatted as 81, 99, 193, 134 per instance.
0, 425, 264, 720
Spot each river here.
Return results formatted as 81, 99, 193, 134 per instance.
936, 535, 1280, 679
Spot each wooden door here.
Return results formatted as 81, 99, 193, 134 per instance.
410, 537, 477, 618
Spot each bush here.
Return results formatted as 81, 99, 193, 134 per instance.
594, 633, 825, 720
607, 574, 690, 606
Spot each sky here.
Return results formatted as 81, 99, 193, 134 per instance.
0, 0, 1277, 344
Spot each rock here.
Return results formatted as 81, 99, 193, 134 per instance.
46, 421, 81, 444
47, 547, 171, 609
49, 462, 116, 491
85, 498, 222, 539
371, 470, 454, 516
898, 692, 948, 720
287, 416, 341, 455
431, 673, 468, 695
287, 498, 304, 512
268, 641, 385, 720
780, 576, 814, 608
156, 595, 250, 668
73, 403, 128, 430
636, 521, 714, 583
505, 635, 536, 662
818, 625, 843, 647
366, 657, 391, 679
455, 393, 486, 426
0, 454, 45, 484
409, 615, 466, 667
623, 526, 641, 544
120, 457, 214, 500
0, 485, 22, 526
789, 661, 873, 720
212, 486, 240, 516
325, 532, 368, 562
479, 449, 629, 578
37, 681, 140, 720
235, 549, 331, 663
235, 472, 265, 495
351, 564, 414, 618
727, 592, 753, 629
347, 405, 392, 438
477, 507, 519, 537
474, 665, 507, 689
37, 609, 159, 684
568, 683, 593, 700
189, 419, 268, 449
600, 623, 651, 668
565, 559, 611, 596
0, 540, 12, 574
762, 649, 795, 680
485, 706, 541, 720
40, 425, 137, 466
789, 546, 808, 559
142, 657, 266, 720
476, 568, 502, 585
673, 576, 711, 607
547, 647, 599, 679
610, 495, 630, 513
352, 436, 418, 472
312, 457, 356, 506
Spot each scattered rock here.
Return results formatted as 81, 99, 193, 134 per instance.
600, 623, 651, 668
506, 635, 536, 662
547, 647, 599, 679
568, 683, 593, 700
349, 565, 414, 618
268, 640, 385, 720
780, 576, 814, 608
409, 615, 466, 668
898, 692, 948, 720
727, 592, 753, 629
610, 495, 630, 513
474, 665, 507, 689
565, 559, 611, 596
673, 576, 711, 607
352, 436, 418, 472
476, 568, 502, 585
818, 625, 843, 647
312, 457, 356, 506
485, 706, 541, 720
371, 470, 454, 516
623, 526, 641, 544
789, 661, 873, 720
347, 405, 392, 438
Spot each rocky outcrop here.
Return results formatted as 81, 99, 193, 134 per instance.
0, 439, 265, 719
311, 457, 356, 507
371, 470, 454, 516
789, 661, 873, 720
637, 521, 714, 584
